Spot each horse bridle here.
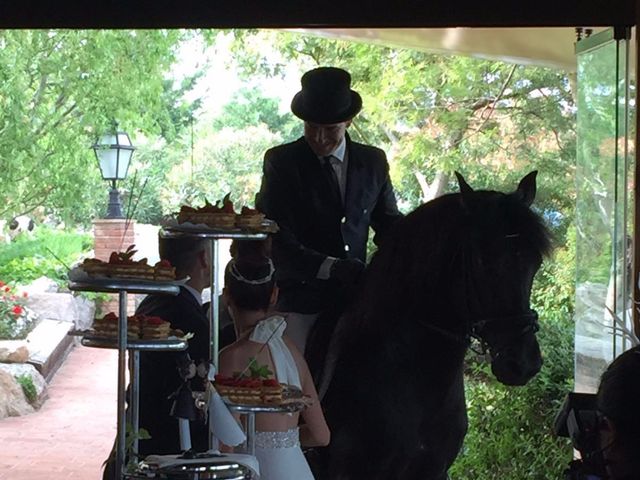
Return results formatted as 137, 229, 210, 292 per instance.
470, 310, 540, 358
418, 309, 539, 358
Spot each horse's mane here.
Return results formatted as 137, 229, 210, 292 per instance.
350, 189, 552, 335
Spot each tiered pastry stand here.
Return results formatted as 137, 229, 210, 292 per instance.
68, 278, 184, 480
160, 225, 271, 369
225, 400, 307, 456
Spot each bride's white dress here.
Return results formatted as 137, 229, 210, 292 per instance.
249, 316, 315, 480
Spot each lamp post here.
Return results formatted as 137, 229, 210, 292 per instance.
92, 131, 135, 219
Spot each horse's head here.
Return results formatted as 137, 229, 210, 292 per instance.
454, 171, 552, 386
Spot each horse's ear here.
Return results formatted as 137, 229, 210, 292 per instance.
453, 172, 473, 210
455, 171, 474, 207
515, 171, 538, 207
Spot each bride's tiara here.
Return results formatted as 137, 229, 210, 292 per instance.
228, 258, 275, 285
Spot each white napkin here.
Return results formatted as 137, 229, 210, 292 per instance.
208, 383, 246, 447
250, 316, 301, 389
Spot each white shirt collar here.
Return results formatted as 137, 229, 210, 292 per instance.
183, 284, 203, 306
317, 136, 347, 163
331, 137, 347, 162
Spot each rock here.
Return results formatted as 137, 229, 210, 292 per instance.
73, 295, 95, 330
0, 340, 30, 363
23, 276, 60, 294
0, 369, 34, 418
25, 319, 73, 381
25, 291, 78, 323
0, 363, 47, 408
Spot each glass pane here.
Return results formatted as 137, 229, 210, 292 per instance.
116, 150, 133, 178
574, 30, 634, 393
97, 149, 119, 179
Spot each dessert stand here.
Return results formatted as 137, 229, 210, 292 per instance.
159, 223, 273, 470
160, 223, 274, 374
68, 278, 183, 480
224, 397, 307, 456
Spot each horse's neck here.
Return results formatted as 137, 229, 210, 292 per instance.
376, 322, 468, 384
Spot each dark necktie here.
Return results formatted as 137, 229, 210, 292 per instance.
322, 155, 342, 203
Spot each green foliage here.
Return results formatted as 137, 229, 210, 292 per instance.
531, 224, 577, 319
159, 125, 280, 213
125, 423, 151, 470
246, 357, 274, 379
213, 87, 301, 140
0, 226, 92, 284
15, 373, 37, 403
451, 315, 575, 479
0, 282, 35, 340
0, 29, 194, 226
229, 31, 576, 222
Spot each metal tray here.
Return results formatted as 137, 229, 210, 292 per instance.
222, 385, 308, 414
68, 331, 188, 351
161, 219, 277, 240
68, 278, 181, 295
132, 453, 255, 479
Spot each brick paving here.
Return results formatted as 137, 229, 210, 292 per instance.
0, 346, 117, 479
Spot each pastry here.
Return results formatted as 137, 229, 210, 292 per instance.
235, 206, 265, 229
214, 374, 284, 404
91, 313, 172, 340
260, 378, 284, 403
153, 259, 176, 281
138, 314, 172, 339
177, 193, 237, 229
92, 312, 139, 338
80, 245, 176, 281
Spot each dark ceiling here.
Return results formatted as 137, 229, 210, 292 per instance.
0, 0, 636, 29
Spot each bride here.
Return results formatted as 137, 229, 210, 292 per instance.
219, 253, 330, 479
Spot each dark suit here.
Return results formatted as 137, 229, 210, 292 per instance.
256, 134, 401, 313
136, 287, 210, 456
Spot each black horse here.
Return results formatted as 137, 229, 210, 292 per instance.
314, 171, 552, 480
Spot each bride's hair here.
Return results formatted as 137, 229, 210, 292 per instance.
224, 255, 276, 311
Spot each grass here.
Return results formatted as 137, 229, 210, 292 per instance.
15, 374, 37, 403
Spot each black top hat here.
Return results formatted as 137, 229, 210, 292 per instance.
291, 67, 363, 124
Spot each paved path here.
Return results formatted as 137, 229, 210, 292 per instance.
0, 346, 117, 479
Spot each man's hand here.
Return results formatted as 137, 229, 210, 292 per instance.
330, 258, 366, 287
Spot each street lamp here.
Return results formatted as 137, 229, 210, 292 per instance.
92, 131, 135, 219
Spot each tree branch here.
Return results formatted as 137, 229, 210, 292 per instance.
471, 64, 517, 135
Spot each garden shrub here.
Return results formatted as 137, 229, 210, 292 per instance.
0, 226, 92, 285
0, 282, 37, 339
15, 373, 37, 403
450, 314, 575, 480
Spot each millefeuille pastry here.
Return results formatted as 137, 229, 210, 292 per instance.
80, 245, 176, 281
214, 374, 284, 405
91, 313, 172, 340
177, 193, 236, 229
235, 206, 266, 229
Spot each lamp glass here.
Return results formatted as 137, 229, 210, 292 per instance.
116, 148, 133, 178
93, 133, 134, 181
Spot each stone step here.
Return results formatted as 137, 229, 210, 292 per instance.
26, 319, 74, 382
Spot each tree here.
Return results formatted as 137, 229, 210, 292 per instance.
0, 30, 193, 225
158, 124, 281, 214
212, 86, 300, 139
230, 31, 575, 222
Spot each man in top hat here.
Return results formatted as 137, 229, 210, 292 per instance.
256, 66, 402, 358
